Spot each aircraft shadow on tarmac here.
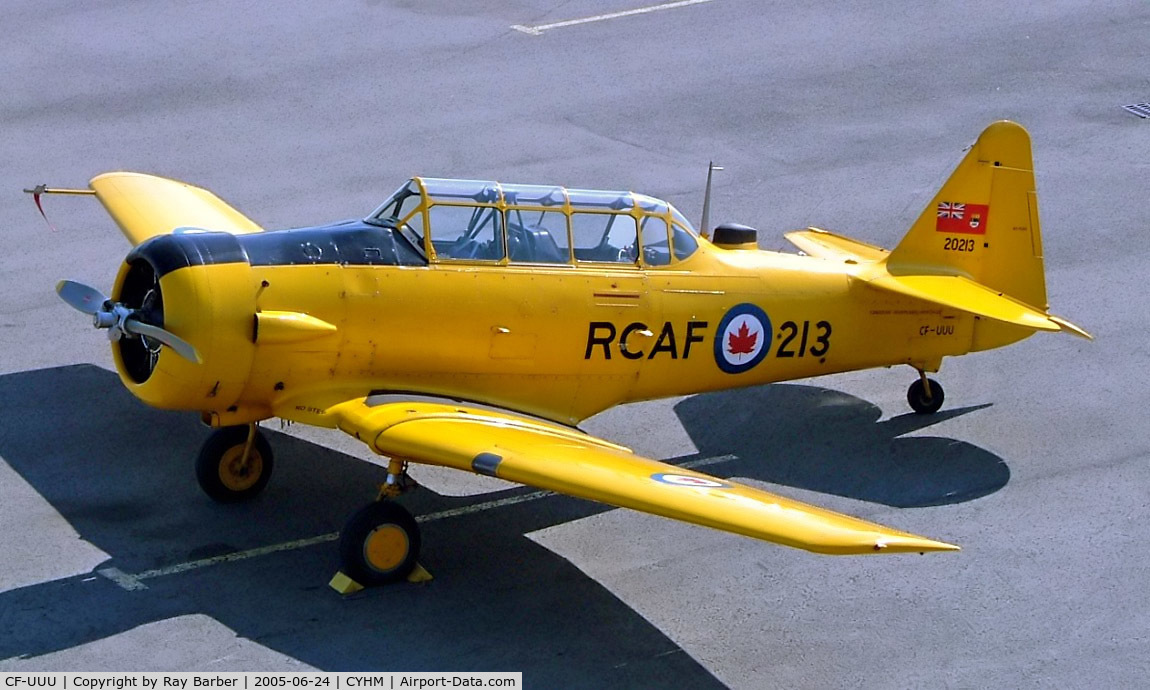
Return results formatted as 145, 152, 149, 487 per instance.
0, 365, 1007, 683
672, 385, 1008, 508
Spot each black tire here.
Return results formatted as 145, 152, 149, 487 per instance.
195, 426, 274, 503
340, 501, 421, 586
907, 378, 945, 415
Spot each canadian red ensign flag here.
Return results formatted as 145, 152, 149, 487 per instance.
936, 201, 989, 235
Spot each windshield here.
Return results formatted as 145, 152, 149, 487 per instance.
366, 180, 426, 257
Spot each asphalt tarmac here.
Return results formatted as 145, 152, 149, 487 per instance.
2, 1, 1148, 687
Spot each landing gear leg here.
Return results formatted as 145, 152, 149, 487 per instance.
378, 458, 419, 499
907, 369, 945, 415
195, 423, 274, 502
337, 459, 424, 587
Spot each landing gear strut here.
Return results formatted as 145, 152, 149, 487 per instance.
196, 424, 274, 502
338, 459, 422, 586
907, 370, 945, 415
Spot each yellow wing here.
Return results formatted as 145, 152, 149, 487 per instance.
279, 396, 958, 555
90, 172, 262, 245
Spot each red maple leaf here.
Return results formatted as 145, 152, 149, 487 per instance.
727, 321, 758, 355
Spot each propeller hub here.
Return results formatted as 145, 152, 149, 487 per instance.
57, 261, 200, 383
92, 303, 130, 335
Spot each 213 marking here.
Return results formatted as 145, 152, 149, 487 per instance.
776, 320, 831, 358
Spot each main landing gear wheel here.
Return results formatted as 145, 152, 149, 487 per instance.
340, 501, 421, 586
907, 377, 945, 415
196, 425, 274, 502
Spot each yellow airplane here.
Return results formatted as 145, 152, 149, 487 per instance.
43, 120, 1088, 587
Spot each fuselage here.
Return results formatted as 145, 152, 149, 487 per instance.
253, 245, 972, 425
112, 178, 981, 427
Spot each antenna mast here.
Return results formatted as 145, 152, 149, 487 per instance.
700, 162, 723, 238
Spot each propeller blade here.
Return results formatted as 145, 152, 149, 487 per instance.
124, 319, 203, 364
56, 280, 109, 315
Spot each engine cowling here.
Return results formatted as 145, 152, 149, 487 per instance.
112, 232, 259, 417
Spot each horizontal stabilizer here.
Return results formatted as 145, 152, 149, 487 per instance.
90, 172, 262, 246
1048, 315, 1094, 340
785, 227, 889, 263
865, 271, 1077, 333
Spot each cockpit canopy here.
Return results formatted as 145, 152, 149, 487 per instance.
366, 177, 699, 267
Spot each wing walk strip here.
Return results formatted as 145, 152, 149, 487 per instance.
96, 454, 736, 591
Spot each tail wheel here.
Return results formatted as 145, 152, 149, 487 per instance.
196, 426, 274, 502
340, 501, 421, 586
907, 378, 945, 415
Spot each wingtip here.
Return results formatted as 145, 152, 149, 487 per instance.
1048, 314, 1093, 341
873, 536, 961, 554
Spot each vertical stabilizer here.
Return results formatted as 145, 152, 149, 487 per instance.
886, 121, 1047, 312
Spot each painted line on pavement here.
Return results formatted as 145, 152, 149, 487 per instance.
511, 0, 714, 36
98, 453, 736, 591
96, 567, 147, 592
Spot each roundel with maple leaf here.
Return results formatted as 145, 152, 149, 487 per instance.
713, 303, 772, 374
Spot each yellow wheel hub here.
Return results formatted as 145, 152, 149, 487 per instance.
364, 524, 409, 573
218, 444, 264, 492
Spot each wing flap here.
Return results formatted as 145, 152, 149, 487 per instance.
311, 398, 958, 555
785, 227, 890, 263
90, 172, 262, 245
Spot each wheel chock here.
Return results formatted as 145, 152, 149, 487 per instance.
407, 562, 433, 583
329, 571, 364, 595
328, 563, 433, 594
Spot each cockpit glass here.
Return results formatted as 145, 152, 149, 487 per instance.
567, 189, 634, 211
640, 216, 672, 266
572, 213, 638, 264
422, 178, 500, 204
633, 193, 669, 216
369, 181, 420, 220
672, 223, 698, 261
502, 183, 565, 207
367, 177, 698, 266
670, 207, 698, 235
